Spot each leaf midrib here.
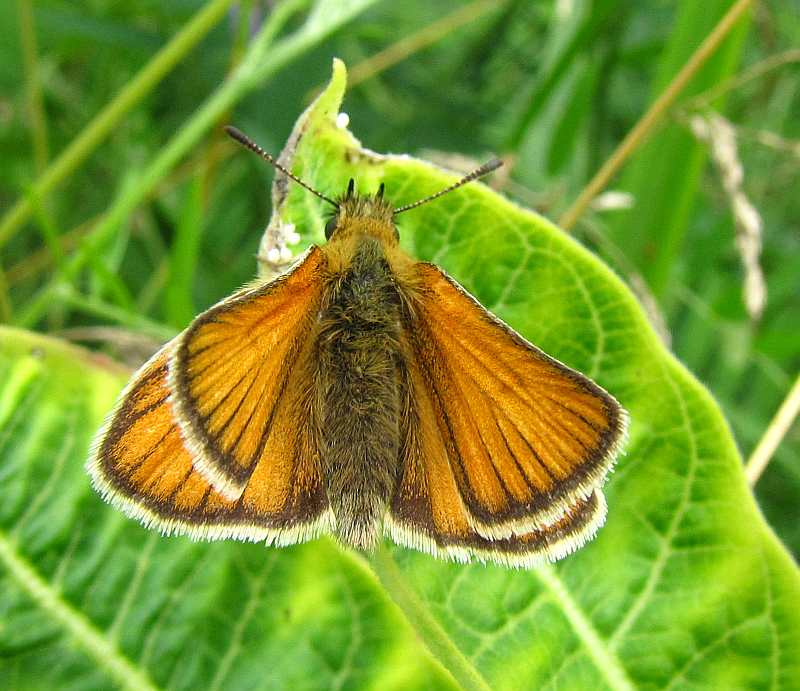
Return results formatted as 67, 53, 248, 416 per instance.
536, 564, 636, 690
370, 545, 492, 691
372, 545, 636, 691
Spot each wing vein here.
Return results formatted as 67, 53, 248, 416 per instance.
490, 404, 546, 495
122, 426, 174, 482
414, 324, 514, 513
229, 357, 275, 458
199, 368, 253, 426
165, 465, 194, 504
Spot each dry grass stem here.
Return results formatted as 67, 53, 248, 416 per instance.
746, 374, 800, 486
558, 0, 754, 231
689, 112, 766, 321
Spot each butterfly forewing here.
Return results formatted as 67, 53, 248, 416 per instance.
401, 263, 626, 539
169, 247, 327, 500
87, 249, 334, 544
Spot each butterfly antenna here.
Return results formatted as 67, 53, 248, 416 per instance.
393, 158, 503, 215
225, 126, 338, 208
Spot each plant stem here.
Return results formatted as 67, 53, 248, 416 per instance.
0, 0, 237, 250
370, 545, 491, 691
54, 285, 176, 343
17, 0, 49, 174
746, 373, 800, 486
347, 0, 502, 88
558, 0, 753, 231
687, 48, 800, 111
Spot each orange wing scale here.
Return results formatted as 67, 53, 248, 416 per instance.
388, 348, 606, 567
89, 345, 330, 543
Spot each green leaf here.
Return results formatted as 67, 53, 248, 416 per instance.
1, 60, 799, 690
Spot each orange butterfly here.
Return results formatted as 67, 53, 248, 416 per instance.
87, 127, 627, 568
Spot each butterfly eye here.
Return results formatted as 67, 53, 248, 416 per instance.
324, 216, 338, 240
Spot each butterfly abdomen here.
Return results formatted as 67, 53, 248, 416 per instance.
316, 236, 404, 550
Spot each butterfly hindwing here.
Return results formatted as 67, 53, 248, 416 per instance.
399, 262, 626, 540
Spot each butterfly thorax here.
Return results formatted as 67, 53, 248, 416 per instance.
322, 195, 421, 307
314, 232, 405, 550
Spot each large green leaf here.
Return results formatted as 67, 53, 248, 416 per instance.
1, 60, 798, 690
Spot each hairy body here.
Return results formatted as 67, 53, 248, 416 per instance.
315, 235, 405, 548
312, 197, 416, 549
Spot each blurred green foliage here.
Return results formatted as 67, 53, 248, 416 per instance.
3, 0, 796, 553
1, 1, 798, 686
2, 57, 799, 689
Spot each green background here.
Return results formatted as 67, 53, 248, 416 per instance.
1, 1, 798, 689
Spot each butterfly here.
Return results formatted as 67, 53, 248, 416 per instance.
87, 126, 627, 568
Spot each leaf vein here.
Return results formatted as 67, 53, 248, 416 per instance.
535, 564, 635, 691
0, 530, 160, 691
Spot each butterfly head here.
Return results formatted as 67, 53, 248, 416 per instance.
324, 179, 397, 243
